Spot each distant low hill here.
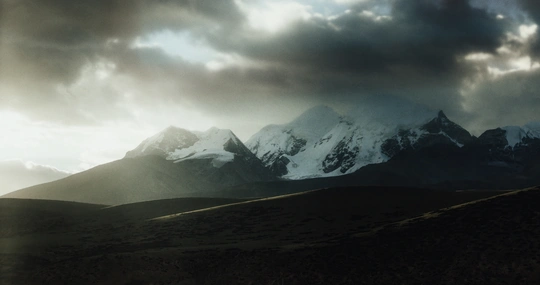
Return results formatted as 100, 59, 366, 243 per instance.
2, 155, 270, 205
0, 160, 70, 196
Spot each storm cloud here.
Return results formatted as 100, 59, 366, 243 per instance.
1, 0, 540, 154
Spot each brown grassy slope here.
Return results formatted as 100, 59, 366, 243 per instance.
0, 186, 510, 285
184, 186, 540, 285
0, 198, 104, 237
89, 197, 244, 223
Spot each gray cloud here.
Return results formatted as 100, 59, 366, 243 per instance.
518, 0, 540, 58
209, 0, 505, 73
0, 0, 244, 122
0, 0, 539, 136
195, 0, 508, 119
463, 69, 540, 134
0, 0, 242, 85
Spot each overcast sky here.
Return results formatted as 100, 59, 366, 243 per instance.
1, 0, 540, 176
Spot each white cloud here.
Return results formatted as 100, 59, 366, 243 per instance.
236, 0, 313, 33
358, 9, 391, 21
501, 25, 539, 46
496, 45, 513, 55
464, 52, 493, 61
333, 0, 368, 3
472, 27, 540, 78
519, 24, 538, 40
509, 56, 537, 70
486, 57, 540, 77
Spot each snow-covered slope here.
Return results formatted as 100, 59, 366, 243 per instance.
246, 106, 341, 176
168, 128, 241, 168
246, 96, 473, 179
125, 126, 198, 158
501, 122, 540, 148
126, 126, 256, 169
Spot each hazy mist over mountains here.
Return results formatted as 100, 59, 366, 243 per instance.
4, 96, 540, 203
3, 92, 540, 195
0, 161, 70, 196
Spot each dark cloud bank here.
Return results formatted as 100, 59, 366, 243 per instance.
1, 0, 540, 134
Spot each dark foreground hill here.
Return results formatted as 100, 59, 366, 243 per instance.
188, 186, 540, 285
0, 197, 242, 239
3, 186, 534, 284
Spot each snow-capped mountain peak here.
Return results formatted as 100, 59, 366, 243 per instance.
125, 126, 198, 158
125, 126, 253, 168
246, 97, 473, 179
524, 121, 540, 134
245, 105, 342, 176
381, 110, 474, 157
501, 122, 540, 148
501, 126, 529, 148
169, 127, 246, 168
198, 127, 240, 145
288, 105, 341, 137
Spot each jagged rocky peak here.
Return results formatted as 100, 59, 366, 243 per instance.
247, 95, 483, 180
470, 124, 540, 167
420, 110, 475, 145
476, 128, 509, 148
248, 96, 478, 179
380, 110, 473, 157
197, 127, 240, 147
125, 126, 199, 158
199, 127, 254, 158
476, 121, 540, 149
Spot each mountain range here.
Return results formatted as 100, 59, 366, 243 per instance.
246, 95, 475, 178
3, 95, 540, 204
